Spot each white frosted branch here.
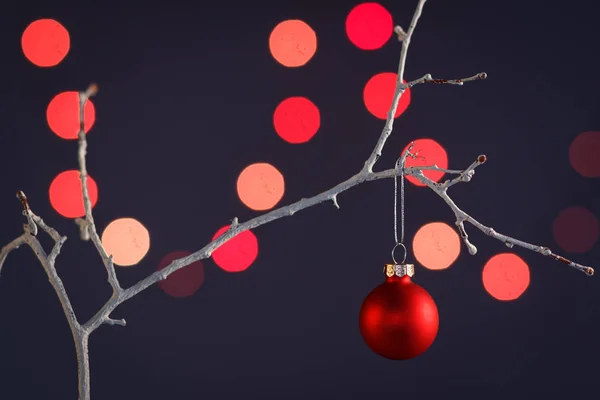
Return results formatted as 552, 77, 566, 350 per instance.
407, 72, 487, 88
331, 194, 340, 209
104, 316, 127, 327
76, 84, 122, 296
0, 1, 593, 399
394, 25, 407, 41
31, 213, 68, 265
0, 193, 90, 397
400, 150, 594, 276
74, 217, 91, 241
0, 235, 27, 276
363, 0, 427, 173
1, 194, 75, 318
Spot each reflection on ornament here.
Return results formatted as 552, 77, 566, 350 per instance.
359, 263, 439, 360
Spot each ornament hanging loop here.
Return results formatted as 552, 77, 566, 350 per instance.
391, 156, 408, 265
391, 242, 407, 265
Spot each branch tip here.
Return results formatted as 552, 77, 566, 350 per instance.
394, 25, 407, 41
106, 317, 126, 327
86, 83, 98, 97
478, 155, 487, 163
331, 195, 340, 209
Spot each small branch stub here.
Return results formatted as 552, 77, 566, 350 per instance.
74, 218, 91, 241
394, 25, 407, 41
86, 83, 98, 97
384, 263, 415, 278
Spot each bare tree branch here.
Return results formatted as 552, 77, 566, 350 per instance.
104, 317, 127, 327
408, 72, 488, 88
74, 217, 91, 241
0, 235, 27, 276
400, 151, 593, 276
76, 85, 122, 296
363, 0, 428, 174
0, 1, 593, 399
0, 193, 90, 397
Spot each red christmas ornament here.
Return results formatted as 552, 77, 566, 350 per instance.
359, 263, 439, 360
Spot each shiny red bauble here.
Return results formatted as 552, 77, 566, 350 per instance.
359, 274, 439, 360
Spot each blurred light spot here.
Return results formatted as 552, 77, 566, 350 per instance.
401, 138, 448, 186
101, 218, 150, 267
363, 73, 410, 119
553, 206, 599, 253
269, 19, 317, 67
21, 19, 70, 67
273, 96, 320, 144
482, 253, 530, 301
569, 131, 600, 177
47, 91, 95, 139
345, 3, 393, 50
211, 225, 258, 272
158, 251, 204, 298
237, 163, 285, 211
413, 222, 461, 270
49, 170, 98, 218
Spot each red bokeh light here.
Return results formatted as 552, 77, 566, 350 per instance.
47, 91, 95, 139
363, 73, 411, 119
21, 19, 70, 67
101, 218, 150, 267
346, 2, 393, 50
269, 20, 317, 67
401, 139, 448, 186
553, 206, 599, 253
413, 222, 461, 270
158, 251, 205, 298
482, 253, 530, 301
237, 163, 285, 211
273, 97, 320, 144
569, 131, 600, 177
211, 225, 259, 272
49, 170, 98, 218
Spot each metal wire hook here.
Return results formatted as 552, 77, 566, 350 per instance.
391, 242, 407, 265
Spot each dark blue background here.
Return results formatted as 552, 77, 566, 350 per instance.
1, 0, 599, 399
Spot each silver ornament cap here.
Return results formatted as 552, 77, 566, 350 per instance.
384, 263, 415, 278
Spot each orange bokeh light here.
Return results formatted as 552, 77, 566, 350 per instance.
346, 2, 393, 50
101, 218, 150, 267
21, 19, 70, 67
413, 222, 461, 270
211, 225, 258, 272
553, 206, 599, 253
47, 91, 96, 140
569, 131, 600, 177
49, 170, 98, 218
482, 253, 530, 301
363, 73, 411, 119
401, 139, 448, 186
237, 163, 285, 211
269, 19, 317, 67
157, 251, 205, 298
273, 96, 320, 144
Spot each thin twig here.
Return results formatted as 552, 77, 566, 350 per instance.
398, 150, 593, 276
0, 235, 27, 276
77, 85, 122, 296
363, 0, 428, 173
407, 72, 488, 87
0, 194, 89, 398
